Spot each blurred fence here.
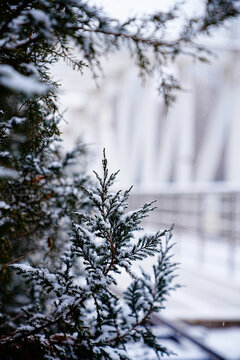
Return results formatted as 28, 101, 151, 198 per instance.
129, 184, 240, 271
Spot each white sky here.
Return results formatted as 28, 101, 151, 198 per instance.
92, 0, 202, 20
94, 0, 174, 19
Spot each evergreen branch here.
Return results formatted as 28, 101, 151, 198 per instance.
107, 303, 153, 345
1, 248, 37, 269
2, 34, 41, 50
0, 0, 30, 36
72, 25, 182, 50
69, 1, 239, 55
104, 232, 116, 276
0, 294, 88, 345
130, 229, 170, 261
0, 315, 63, 345
108, 230, 176, 347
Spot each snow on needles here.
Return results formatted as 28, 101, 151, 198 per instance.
0, 65, 48, 96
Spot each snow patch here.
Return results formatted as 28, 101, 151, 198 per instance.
0, 166, 18, 178
0, 65, 48, 95
0, 201, 10, 210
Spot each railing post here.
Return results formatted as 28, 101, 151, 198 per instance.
228, 193, 236, 273
197, 193, 206, 264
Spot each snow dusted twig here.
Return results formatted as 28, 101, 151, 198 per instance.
104, 232, 116, 276
0, 249, 37, 269
1, 151, 178, 359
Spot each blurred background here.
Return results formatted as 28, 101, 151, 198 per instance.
51, 1, 240, 358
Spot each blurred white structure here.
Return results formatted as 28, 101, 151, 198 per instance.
53, 24, 240, 191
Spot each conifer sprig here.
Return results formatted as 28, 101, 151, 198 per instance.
0, 151, 178, 359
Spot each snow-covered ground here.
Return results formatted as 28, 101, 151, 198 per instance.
126, 325, 240, 359
163, 231, 240, 321
114, 229, 240, 358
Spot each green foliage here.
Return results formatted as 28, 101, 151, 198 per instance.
1, 0, 239, 268
0, 0, 239, 357
0, 152, 178, 359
